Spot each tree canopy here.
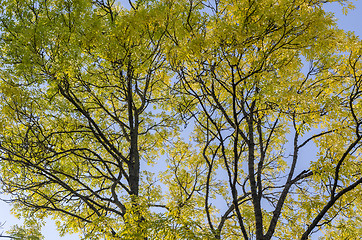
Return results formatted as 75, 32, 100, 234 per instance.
0, 0, 362, 239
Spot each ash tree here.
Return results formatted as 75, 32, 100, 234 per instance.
0, 0, 362, 239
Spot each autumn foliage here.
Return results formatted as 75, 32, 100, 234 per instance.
0, 0, 362, 239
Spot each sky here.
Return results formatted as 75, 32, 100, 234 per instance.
0, 1, 362, 239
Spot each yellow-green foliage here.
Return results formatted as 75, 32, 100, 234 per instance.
0, 0, 362, 239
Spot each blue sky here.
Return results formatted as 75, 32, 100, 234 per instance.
325, 0, 362, 36
1, 1, 362, 239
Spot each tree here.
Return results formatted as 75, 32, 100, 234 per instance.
0, 0, 178, 238
0, 0, 361, 239
169, 0, 362, 239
